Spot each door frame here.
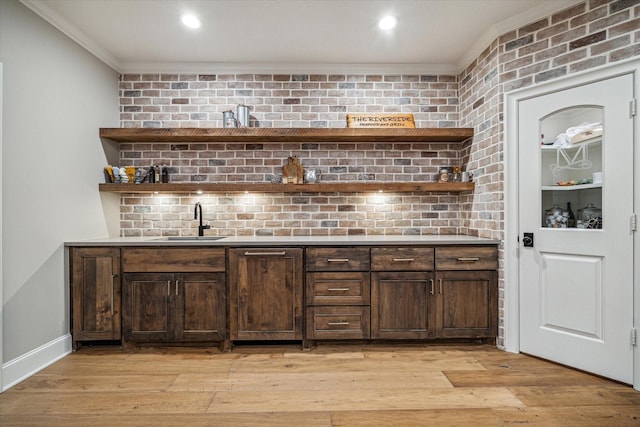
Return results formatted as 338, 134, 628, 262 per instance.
504, 58, 640, 390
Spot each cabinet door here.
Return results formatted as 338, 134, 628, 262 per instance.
71, 247, 121, 346
177, 272, 226, 341
435, 270, 497, 338
371, 271, 435, 339
122, 273, 174, 343
229, 248, 303, 340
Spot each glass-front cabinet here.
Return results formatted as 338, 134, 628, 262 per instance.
540, 106, 603, 230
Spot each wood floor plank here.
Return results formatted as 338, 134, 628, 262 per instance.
508, 385, 636, 407
494, 405, 640, 426
169, 370, 453, 392
0, 391, 214, 415
0, 412, 332, 427
206, 387, 524, 413
330, 408, 504, 427
10, 373, 178, 392
444, 368, 613, 387
229, 355, 485, 374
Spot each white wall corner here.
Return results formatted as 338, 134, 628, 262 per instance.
2, 334, 72, 391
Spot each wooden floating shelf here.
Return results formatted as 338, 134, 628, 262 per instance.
100, 127, 474, 143
99, 182, 475, 194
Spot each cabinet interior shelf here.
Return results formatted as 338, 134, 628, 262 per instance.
99, 182, 475, 194
541, 183, 602, 191
100, 127, 474, 143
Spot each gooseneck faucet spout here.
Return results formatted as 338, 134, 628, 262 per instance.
194, 202, 211, 236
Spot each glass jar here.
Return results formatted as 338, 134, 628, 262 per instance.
545, 204, 569, 228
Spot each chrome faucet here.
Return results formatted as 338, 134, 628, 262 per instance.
194, 202, 210, 236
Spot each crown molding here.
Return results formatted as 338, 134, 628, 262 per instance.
20, 0, 122, 72
116, 61, 461, 76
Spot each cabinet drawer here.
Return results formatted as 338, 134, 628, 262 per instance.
371, 247, 434, 271
306, 272, 370, 306
306, 306, 370, 340
306, 247, 370, 271
435, 246, 498, 271
122, 248, 225, 272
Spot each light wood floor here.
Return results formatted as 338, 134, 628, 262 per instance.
0, 343, 638, 426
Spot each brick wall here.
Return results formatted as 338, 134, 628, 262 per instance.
458, 0, 640, 346
119, 74, 459, 129
118, 74, 469, 237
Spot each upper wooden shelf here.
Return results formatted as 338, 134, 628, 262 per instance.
100, 127, 474, 143
99, 182, 475, 194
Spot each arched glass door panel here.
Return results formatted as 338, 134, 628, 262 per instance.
540, 106, 603, 229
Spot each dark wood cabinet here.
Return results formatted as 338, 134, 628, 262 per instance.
121, 247, 226, 346
70, 242, 497, 349
122, 272, 226, 343
305, 247, 371, 341
370, 246, 497, 341
434, 246, 498, 339
371, 271, 436, 339
71, 247, 121, 349
435, 270, 497, 338
371, 247, 436, 339
229, 248, 303, 341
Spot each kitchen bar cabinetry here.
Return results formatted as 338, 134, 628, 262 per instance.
68, 240, 498, 350
228, 248, 303, 341
121, 248, 226, 347
70, 247, 121, 349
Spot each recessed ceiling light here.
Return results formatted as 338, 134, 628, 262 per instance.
181, 13, 201, 29
378, 15, 397, 31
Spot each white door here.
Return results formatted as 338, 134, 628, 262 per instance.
518, 73, 634, 384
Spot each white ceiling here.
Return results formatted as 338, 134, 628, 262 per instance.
22, 0, 580, 74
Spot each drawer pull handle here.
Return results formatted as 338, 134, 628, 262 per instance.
244, 251, 287, 256
327, 258, 349, 262
328, 322, 350, 326
457, 257, 480, 262
327, 288, 350, 292
393, 258, 414, 262
111, 274, 116, 315
430, 279, 434, 295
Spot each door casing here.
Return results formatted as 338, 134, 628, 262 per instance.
504, 58, 640, 390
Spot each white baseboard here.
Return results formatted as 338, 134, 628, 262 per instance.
2, 333, 72, 391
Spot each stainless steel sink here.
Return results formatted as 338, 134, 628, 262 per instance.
156, 236, 226, 241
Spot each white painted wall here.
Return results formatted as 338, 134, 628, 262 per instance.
0, 0, 119, 389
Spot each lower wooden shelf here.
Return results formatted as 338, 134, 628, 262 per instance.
99, 182, 475, 193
